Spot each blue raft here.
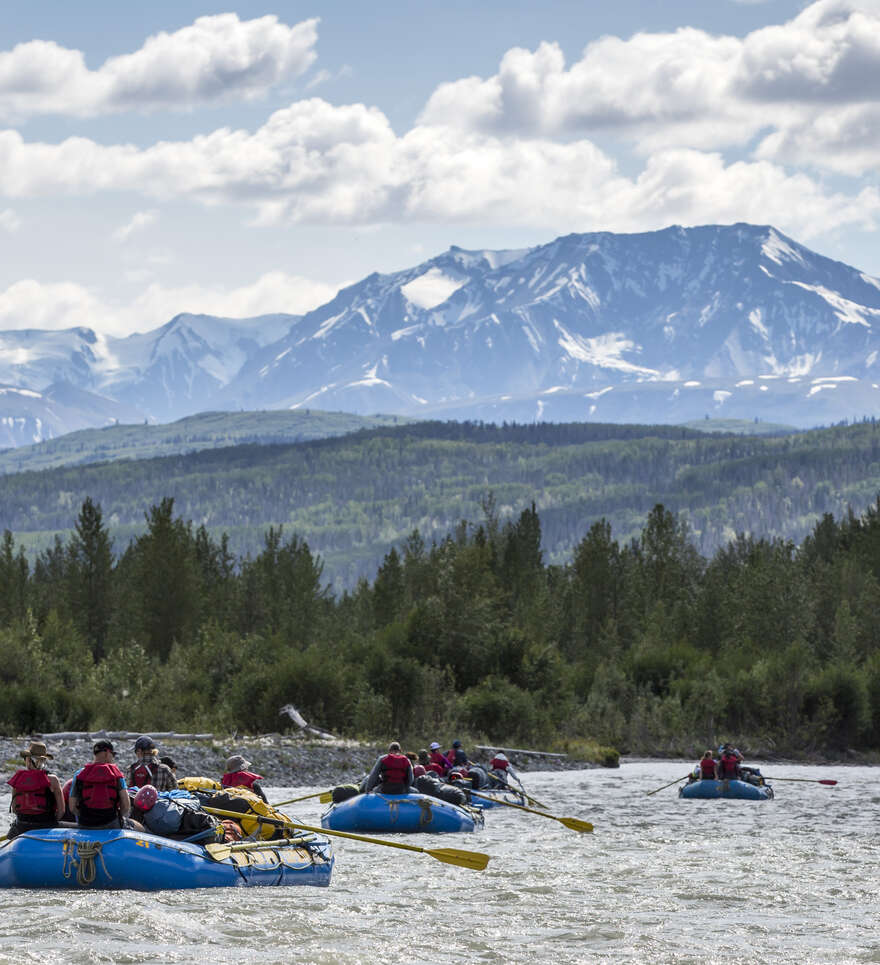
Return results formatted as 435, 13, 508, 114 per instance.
679, 778, 774, 801
0, 826, 333, 890
468, 787, 527, 810
321, 792, 483, 833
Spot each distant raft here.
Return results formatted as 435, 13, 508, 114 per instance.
679, 778, 774, 801
467, 786, 527, 809
321, 792, 483, 833
0, 826, 333, 890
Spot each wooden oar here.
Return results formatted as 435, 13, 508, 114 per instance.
203, 807, 490, 870
204, 836, 315, 862
762, 776, 837, 786
646, 774, 692, 796
271, 790, 332, 807
467, 790, 593, 833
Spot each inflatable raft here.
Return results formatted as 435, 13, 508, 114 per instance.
468, 787, 527, 809
321, 792, 483, 833
0, 826, 333, 890
679, 778, 774, 801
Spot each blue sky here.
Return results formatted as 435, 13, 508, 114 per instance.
1, 0, 878, 336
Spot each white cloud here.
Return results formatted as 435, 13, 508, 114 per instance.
0, 14, 318, 119
417, 0, 880, 173
0, 97, 875, 240
113, 209, 158, 242
0, 207, 19, 232
0, 271, 339, 336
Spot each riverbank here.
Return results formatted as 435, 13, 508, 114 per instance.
0, 732, 606, 789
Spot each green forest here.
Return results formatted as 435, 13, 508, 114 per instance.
5, 416, 880, 590
1, 491, 879, 761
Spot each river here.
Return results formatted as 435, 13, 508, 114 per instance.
0, 761, 876, 964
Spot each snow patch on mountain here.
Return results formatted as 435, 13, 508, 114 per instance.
401, 268, 466, 309
762, 229, 807, 268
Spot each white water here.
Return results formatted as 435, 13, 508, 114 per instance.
0, 761, 877, 964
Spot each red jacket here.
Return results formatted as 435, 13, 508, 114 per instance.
221, 770, 263, 790
8, 769, 54, 818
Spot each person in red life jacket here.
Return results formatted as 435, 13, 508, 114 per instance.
488, 751, 512, 786
6, 741, 65, 839
127, 736, 177, 791
716, 746, 742, 781
221, 754, 269, 803
364, 741, 413, 794
698, 750, 718, 781
427, 741, 451, 775
446, 739, 469, 769
70, 739, 136, 829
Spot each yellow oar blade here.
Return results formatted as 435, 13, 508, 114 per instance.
203, 807, 491, 870
204, 843, 232, 861
559, 817, 594, 833
427, 848, 490, 870
319, 792, 333, 804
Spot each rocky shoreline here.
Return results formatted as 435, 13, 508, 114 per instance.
1, 733, 600, 791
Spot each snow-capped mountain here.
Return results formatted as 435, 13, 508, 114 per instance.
3, 223, 880, 446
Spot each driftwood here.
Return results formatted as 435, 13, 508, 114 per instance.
475, 744, 567, 759
279, 704, 337, 741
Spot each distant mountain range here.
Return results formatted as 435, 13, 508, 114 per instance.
3, 222, 880, 446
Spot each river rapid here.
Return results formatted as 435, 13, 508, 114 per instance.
0, 761, 876, 964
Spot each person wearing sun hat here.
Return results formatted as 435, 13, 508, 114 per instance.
427, 741, 451, 776
6, 740, 65, 838
220, 754, 268, 803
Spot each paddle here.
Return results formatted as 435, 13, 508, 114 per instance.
204, 836, 315, 862
271, 790, 332, 807
203, 807, 490, 870
466, 789, 593, 833
762, 776, 838, 786
646, 774, 692, 796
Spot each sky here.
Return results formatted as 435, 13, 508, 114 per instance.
1, 0, 880, 336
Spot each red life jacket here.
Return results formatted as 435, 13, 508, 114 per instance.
699, 758, 717, 779
490, 757, 509, 771
379, 753, 410, 787
130, 759, 158, 789
426, 762, 445, 776
8, 769, 54, 818
428, 751, 449, 773
75, 762, 123, 825
221, 770, 263, 790
718, 754, 740, 778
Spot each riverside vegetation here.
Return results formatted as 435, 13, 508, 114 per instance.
1, 491, 880, 760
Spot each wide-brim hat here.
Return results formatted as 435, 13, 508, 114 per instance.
225, 754, 251, 772
429, 742, 440, 750
20, 740, 53, 759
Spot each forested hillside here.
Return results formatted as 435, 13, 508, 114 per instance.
2, 418, 880, 588
1, 495, 879, 758
0, 409, 411, 475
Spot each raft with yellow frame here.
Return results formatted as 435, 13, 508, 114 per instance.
0, 825, 333, 890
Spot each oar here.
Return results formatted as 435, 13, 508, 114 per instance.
204, 836, 315, 862
203, 807, 490, 870
467, 790, 593, 833
762, 776, 838, 786
646, 774, 692, 796
271, 790, 332, 807
505, 769, 548, 809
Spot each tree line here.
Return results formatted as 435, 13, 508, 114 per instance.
4, 417, 880, 591
1, 492, 879, 758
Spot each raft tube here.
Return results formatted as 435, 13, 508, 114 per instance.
321, 792, 483, 833
468, 787, 527, 809
679, 778, 774, 801
0, 826, 333, 890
